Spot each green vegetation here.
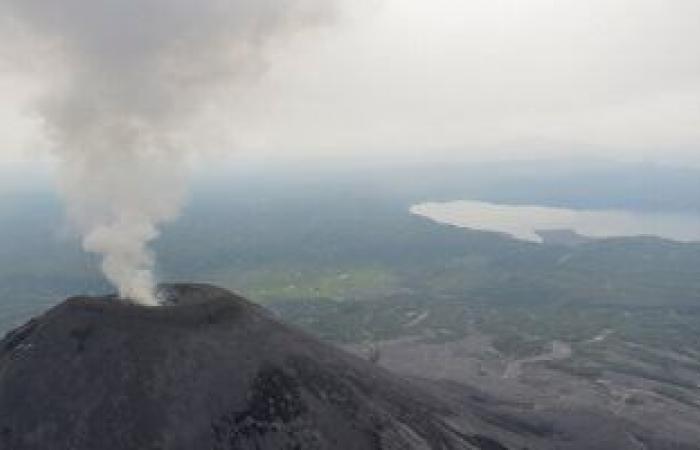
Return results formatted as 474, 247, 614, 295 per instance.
1, 167, 700, 409
209, 266, 400, 302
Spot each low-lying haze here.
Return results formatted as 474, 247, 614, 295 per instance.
1, 0, 700, 300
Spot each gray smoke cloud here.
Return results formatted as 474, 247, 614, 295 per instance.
3, 0, 335, 305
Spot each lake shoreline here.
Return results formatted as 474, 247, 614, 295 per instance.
411, 200, 700, 244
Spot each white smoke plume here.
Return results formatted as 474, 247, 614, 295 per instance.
3, 0, 335, 305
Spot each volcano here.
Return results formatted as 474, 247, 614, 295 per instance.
0, 284, 506, 450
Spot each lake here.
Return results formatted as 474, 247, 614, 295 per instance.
411, 200, 700, 243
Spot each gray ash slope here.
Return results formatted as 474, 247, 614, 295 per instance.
0, 284, 503, 450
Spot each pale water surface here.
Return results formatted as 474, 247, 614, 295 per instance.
411, 200, 700, 243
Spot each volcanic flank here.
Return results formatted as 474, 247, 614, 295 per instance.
0, 284, 504, 450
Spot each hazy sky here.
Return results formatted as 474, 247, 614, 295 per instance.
2, 0, 700, 167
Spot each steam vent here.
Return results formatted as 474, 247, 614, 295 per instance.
0, 284, 502, 450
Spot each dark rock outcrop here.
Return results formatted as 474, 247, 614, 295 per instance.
0, 284, 494, 450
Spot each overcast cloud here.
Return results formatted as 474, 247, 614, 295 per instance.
1, 0, 700, 166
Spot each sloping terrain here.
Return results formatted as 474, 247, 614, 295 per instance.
0, 284, 495, 450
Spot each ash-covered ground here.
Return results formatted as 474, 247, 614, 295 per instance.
0, 284, 505, 450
